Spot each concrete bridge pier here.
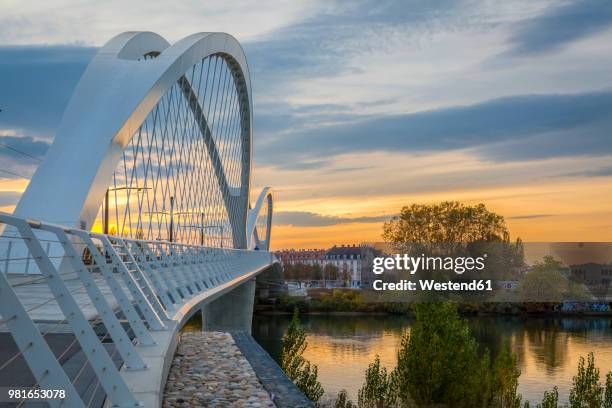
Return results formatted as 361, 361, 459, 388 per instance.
202, 278, 256, 334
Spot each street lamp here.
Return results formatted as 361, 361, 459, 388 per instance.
104, 186, 151, 235
182, 213, 225, 247
144, 196, 175, 242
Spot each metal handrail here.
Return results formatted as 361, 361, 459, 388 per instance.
0, 211, 274, 407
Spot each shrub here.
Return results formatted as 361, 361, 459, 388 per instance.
281, 309, 324, 405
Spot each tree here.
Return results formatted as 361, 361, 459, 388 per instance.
519, 256, 567, 303
357, 355, 396, 408
324, 263, 340, 282
281, 309, 324, 405
341, 269, 352, 287
532, 354, 612, 408
312, 263, 323, 281
295, 263, 308, 283
391, 302, 523, 408
569, 352, 603, 408
605, 372, 612, 408
383, 201, 509, 245
491, 345, 523, 408
283, 263, 296, 281
537, 387, 558, 408
392, 302, 491, 407
335, 390, 355, 408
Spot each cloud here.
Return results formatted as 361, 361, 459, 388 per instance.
0, 135, 49, 160
0, 135, 50, 179
257, 90, 612, 167
0, 1, 323, 46
508, 214, 554, 220
506, 0, 612, 56
274, 211, 392, 227
0, 45, 96, 136
557, 166, 612, 178
245, 0, 469, 93
0, 191, 22, 206
275, 160, 332, 171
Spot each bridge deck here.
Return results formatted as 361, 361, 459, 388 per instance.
0, 212, 277, 407
6, 273, 130, 323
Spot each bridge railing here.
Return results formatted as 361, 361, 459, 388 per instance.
0, 212, 273, 407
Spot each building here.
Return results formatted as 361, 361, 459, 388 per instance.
276, 244, 386, 289
275, 249, 325, 267
570, 263, 612, 287
324, 245, 363, 287
359, 245, 385, 289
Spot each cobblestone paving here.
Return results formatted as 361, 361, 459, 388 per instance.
163, 332, 276, 408
232, 331, 314, 408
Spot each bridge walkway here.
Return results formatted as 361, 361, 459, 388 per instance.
0, 212, 276, 407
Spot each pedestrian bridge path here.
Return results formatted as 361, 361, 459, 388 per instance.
0, 212, 277, 407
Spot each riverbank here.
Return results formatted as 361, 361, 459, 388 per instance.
257, 288, 612, 316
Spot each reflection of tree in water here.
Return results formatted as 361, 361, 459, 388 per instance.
306, 315, 409, 337
468, 316, 525, 363
252, 314, 410, 363
467, 316, 570, 371
253, 314, 612, 377
522, 319, 570, 370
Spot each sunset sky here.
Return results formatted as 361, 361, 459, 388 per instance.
1, 0, 611, 249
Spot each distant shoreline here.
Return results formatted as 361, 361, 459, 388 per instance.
255, 304, 612, 317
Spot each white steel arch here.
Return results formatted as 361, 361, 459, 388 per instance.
247, 186, 274, 250
12, 31, 253, 249
0, 31, 278, 408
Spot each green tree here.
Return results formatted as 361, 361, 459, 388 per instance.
324, 263, 340, 282
383, 201, 509, 245
392, 302, 490, 407
537, 387, 558, 408
357, 355, 396, 408
341, 269, 351, 287
519, 256, 568, 303
382, 201, 522, 296
312, 263, 323, 281
491, 345, 523, 408
281, 309, 324, 405
569, 352, 603, 408
335, 390, 355, 408
605, 372, 612, 408
283, 263, 296, 281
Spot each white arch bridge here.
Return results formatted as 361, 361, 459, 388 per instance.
0, 32, 278, 407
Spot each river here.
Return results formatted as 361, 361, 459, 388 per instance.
252, 314, 612, 405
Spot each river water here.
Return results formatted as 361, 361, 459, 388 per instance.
252, 314, 612, 405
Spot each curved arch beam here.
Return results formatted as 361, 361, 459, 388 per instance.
13, 31, 253, 248
247, 187, 274, 250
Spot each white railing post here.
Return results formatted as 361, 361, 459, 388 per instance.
6, 217, 141, 407
97, 235, 166, 331
123, 239, 175, 314
110, 237, 169, 321
140, 242, 183, 306
71, 230, 156, 346
43, 225, 147, 371
0, 271, 85, 408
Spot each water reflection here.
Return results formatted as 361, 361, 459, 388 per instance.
252, 314, 612, 404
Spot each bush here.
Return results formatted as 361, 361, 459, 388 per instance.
334, 389, 355, 408
392, 302, 492, 407
281, 309, 324, 405
391, 302, 522, 408
569, 352, 603, 408
357, 355, 396, 408
537, 387, 558, 408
